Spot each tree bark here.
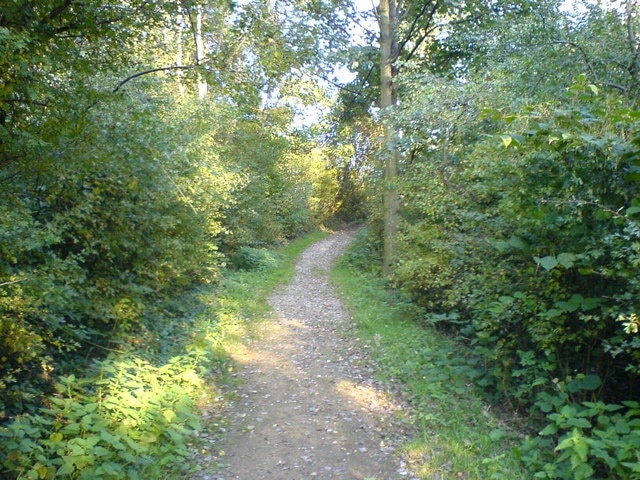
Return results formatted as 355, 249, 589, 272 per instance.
195, 5, 207, 100
379, 0, 400, 275
176, 13, 186, 96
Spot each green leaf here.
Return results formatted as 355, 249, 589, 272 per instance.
615, 420, 631, 434
539, 423, 558, 436
139, 432, 158, 444
535, 256, 558, 271
57, 461, 75, 476
556, 436, 575, 451
581, 374, 602, 391
557, 253, 576, 268
543, 308, 564, 319
573, 440, 589, 462
508, 236, 529, 251
567, 417, 592, 429
163, 409, 176, 423
93, 446, 112, 457
96, 462, 123, 475
572, 461, 593, 478
626, 206, 640, 215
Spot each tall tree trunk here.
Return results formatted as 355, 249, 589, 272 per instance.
195, 5, 207, 100
176, 13, 186, 96
379, 0, 400, 274
625, 0, 640, 100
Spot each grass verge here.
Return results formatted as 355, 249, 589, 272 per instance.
331, 231, 528, 480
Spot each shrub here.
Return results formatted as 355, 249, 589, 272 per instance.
229, 247, 282, 271
518, 396, 640, 479
0, 354, 205, 480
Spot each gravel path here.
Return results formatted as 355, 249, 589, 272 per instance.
196, 231, 412, 480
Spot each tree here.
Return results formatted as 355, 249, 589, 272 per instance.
379, 0, 401, 273
373, 0, 452, 272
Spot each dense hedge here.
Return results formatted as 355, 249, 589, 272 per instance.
379, 74, 640, 477
392, 84, 640, 406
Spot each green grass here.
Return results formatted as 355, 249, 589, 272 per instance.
331, 243, 529, 479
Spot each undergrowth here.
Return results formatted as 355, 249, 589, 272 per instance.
0, 231, 328, 480
331, 228, 529, 479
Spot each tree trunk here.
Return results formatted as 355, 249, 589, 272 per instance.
195, 5, 207, 100
625, 0, 640, 100
176, 13, 186, 96
379, 0, 400, 275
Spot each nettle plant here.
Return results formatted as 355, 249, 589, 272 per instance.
518, 392, 640, 479
0, 351, 205, 480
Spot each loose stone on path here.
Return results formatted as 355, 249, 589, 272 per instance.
195, 231, 412, 480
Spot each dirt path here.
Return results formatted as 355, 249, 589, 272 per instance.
196, 231, 413, 480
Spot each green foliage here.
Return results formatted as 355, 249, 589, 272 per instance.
0, 89, 224, 418
0, 0, 345, 424
0, 0, 350, 476
229, 247, 282, 271
341, 1, 640, 478
518, 397, 640, 479
389, 63, 640, 404
0, 361, 200, 480
0, 293, 222, 480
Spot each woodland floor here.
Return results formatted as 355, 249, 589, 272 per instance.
192, 231, 418, 480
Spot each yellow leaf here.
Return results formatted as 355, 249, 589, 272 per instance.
163, 409, 176, 423
181, 370, 200, 384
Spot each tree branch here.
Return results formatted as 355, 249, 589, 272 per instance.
112, 65, 195, 92
46, 0, 74, 22
552, 39, 629, 93
0, 278, 27, 287
551, 39, 597, 79
404, 24, 439, 61
314, 72, 363, 96
397, 0, 439, 61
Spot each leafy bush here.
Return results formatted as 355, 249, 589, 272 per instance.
0, 289, 221, 480
229, 247, 282, 271
390, 76, 640, 405
0, 354, 204, 480
385, 71, 640, 477
518, 395, 640, 479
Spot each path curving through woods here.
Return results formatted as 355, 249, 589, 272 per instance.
195, 231, 414, 480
